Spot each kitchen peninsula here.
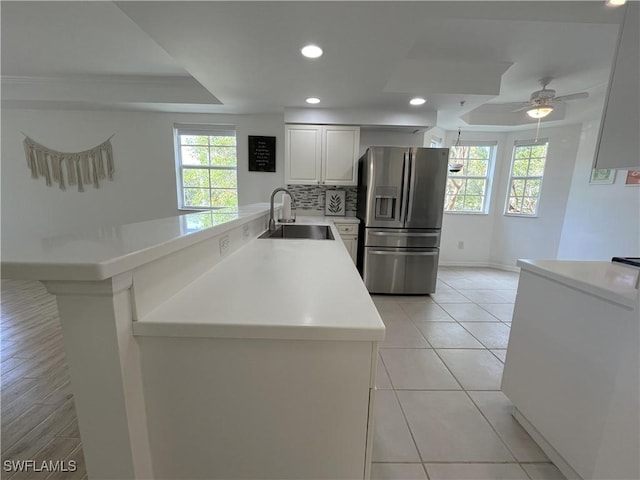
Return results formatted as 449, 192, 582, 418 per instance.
502, 260, 639, 480
1, 204, 385, 480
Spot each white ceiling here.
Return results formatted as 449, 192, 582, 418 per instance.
1, 1, 626, 131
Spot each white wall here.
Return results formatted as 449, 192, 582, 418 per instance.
7, 106, 629, 263
284, 107, 437, 130
1, 109, 285, 241
425, 126, 446, 147
439, 125, 582, 269
558, 119, 640, 259
439, 130, 508, 266
358, 128, 425, 156
489, 124, 582, 267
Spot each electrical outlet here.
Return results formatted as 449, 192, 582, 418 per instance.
242, 225, 250, 241
457, 241, 464, 250
219, 235, 230, 255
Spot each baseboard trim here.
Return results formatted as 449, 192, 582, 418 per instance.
512, 408, 582, 480
487, 262, 520, 273
439, 261, 491, 268
439, 261, 520, 273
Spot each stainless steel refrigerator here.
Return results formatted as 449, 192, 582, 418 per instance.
356, 146, 449, 294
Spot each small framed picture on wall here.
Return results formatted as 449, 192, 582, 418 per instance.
325, 190, 346, 216
589, 169, 616, 185
625, 170, 640, 185
248, 136, 276, 172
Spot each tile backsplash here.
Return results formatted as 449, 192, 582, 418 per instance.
286, 185, 358, 215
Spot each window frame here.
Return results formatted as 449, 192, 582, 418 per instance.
173, 124, 238, 211
444, 141, 497, 215
504, 139, 549, 218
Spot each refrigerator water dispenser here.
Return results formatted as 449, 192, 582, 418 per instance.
375, 196, 395, 219
374, 187, 398, 220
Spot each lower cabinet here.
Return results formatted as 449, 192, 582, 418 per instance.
344, 236, 358, 263
502, 266, 639, 480
336, 221, 359, 264
138, 336, 378, 479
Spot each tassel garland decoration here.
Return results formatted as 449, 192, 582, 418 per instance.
22, 135, 115, 192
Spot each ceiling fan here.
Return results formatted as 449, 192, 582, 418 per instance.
508, 77, 589, 119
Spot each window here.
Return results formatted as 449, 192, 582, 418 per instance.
174, 124, 238, 209
505, 140, 548, 216
445, 143, 495, 213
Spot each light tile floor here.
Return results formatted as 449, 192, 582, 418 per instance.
3, 269, 567, 480
371, 267, 565, 480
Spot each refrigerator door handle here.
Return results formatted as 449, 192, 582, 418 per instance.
399, 152, 410, 224
368, 250, 438, 256
406, 151, 417, 222
369, 231, 439, 237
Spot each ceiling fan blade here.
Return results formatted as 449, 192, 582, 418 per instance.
554, 92, 589, 102
478, 101, 530, 113
512, 104, 533, 112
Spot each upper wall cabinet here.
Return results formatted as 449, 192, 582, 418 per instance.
285, 125, 322, 184
285, 125, 360, 185
594, 3, 639, 170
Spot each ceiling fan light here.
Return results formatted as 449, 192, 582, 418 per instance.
526, 106, 554, 119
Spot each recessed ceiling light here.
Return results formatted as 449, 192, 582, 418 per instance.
409, 97, 426, 106
301, 45, 323, 58
305, 97, 321, 104
605, 0, 626, 6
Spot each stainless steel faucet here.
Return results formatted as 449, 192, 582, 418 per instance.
269, 187, 296, 231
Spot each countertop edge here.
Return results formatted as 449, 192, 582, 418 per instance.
1, 206, 272, 281
517, 259, 639, 309
132, 321, 385, 342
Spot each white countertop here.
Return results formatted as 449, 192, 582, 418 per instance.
517, 259, 639, 309
1, 204, 273, 281
1, 206, 360, 282
2, 205, 382, 341
134, 216, 383, 341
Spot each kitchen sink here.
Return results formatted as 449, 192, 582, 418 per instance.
258, 224, 335, 240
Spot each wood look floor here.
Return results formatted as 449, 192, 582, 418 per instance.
1, 280, 86, 480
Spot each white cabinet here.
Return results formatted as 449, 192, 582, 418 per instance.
285, 125, 322, 184
594, 2, 639, 169
285, 124, 360, 185
336, 221, 359, 264
141, 336, 378, 479
344, 236, 358, 264
323, 126, 360, 185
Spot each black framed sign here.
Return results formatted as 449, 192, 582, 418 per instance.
248, 136, 276, 172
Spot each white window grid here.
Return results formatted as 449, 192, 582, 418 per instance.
505, 140, 549, 217
174, 125, 238, 210
445, 143, 496, 214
